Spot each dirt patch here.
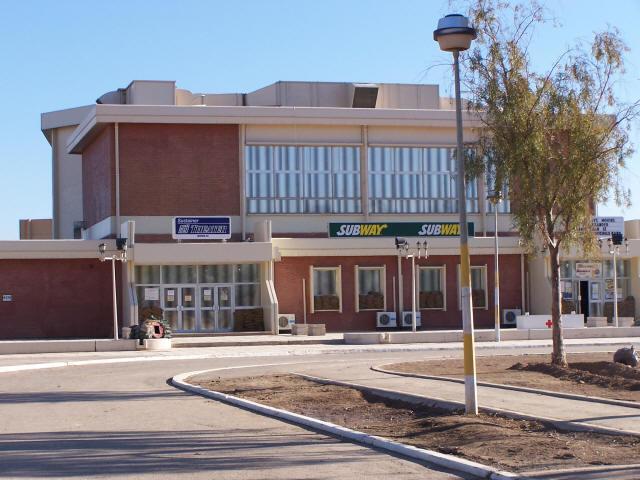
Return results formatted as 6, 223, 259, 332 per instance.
385, 352, 640, 402
194, 374, 640, 473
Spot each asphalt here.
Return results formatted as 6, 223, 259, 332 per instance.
2, 341, 640, 479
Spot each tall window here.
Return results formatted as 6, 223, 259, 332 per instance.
368, 146, 479, 214
458, 265, 488, 309
356, 266, 385, 311
311, 267, 342, 312
419, 267, 445, 310
246, 145, 361, 214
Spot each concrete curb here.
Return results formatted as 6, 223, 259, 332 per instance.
371, 365, 640, 410
295, 373, 640, 437
171, 369, 519, 480
0, 338, 636, 375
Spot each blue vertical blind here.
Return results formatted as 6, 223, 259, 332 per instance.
246, 145, 361, 214
368, 147, 479, 214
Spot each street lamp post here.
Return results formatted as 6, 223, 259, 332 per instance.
434, 13, 478, 415
395, 238, 429, 332
488, 191, 503, 342
98, 238, 128, 340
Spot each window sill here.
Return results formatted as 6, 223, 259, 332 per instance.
313, 309, 342, 313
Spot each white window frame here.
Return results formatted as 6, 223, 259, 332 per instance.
309, 266, 342, 313
354, 265, 386, 312
418, 266, 447, 311
457, 264, 488, 310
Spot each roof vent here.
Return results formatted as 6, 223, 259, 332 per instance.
350, 83, 378, 108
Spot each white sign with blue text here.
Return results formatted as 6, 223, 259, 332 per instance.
172, 217, 231, 240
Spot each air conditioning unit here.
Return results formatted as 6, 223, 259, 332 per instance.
502, 309, 521, 327
376, 312, 397, 328
401, 311, 422, 328
278, 314, 296, 332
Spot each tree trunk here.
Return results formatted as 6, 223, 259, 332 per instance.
549, 244, 568, 367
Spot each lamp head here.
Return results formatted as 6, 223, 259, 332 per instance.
434, 14, 477, 52
98, 243, 106, 255
395, 237, 408, 250
116, 237, 128, 251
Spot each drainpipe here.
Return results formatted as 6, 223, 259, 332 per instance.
114, 123, 121, 237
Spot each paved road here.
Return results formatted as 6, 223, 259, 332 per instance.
0, 351, 476, 480
1, 344, 638, 479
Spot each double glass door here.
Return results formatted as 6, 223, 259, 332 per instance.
163, 286, 197, 331
162, 285, 234, 333
200, 285, 234, 332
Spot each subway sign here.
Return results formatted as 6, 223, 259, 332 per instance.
328, 222, 474, 238
172, 216, 231, 240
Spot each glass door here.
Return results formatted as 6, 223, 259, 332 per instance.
216, 285, 234, 332
199, 286, 216, 332
163, 286, 196, 332
198, 285, 234, 332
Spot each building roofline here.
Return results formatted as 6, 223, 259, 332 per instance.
65, 104, 482, 154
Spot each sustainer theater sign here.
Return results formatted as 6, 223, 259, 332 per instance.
328, 222, 475, 238
172, 216, 231, 240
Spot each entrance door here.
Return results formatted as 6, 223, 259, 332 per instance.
163, 286, 197, 332
579, 281, 589, 318
198, 285, 234, 332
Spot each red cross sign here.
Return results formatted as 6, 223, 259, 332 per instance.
545, 319, 553, 328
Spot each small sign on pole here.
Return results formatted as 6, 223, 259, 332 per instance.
592, 216, 624, 238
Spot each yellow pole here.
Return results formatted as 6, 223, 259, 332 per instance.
454, 50, 478, 415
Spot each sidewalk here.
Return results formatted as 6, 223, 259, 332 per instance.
0, 336, 639, 373
294, 362, 640, 435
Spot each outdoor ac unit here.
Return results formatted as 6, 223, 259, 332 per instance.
401, 311, 422, 327
376, 312, 397, 328
278, 314, 295, 332
502, 309, 521, 327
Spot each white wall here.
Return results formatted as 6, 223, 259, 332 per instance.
53, 126, 84, 239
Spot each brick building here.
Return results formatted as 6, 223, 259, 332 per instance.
0, 79, 637, 339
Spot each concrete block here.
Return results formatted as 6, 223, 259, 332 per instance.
500, 330, 529, 341
307, 324, 326, 336
619, 317, 635, 327
343, 332, 381, 344
143, 338, 172, 350
587, 317, 608, 327
95, 339, 138, 352
291, 324, 308, 336
0, 340, 96, 355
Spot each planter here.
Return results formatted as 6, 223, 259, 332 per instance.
291, 324, 308, 336
308, 324, 326, 336
143, 338, 172, 351
587, 316, 607, 327
121, 327, 132, 339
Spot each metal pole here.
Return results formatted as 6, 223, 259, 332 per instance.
411, 255, 417, 332
613, 249, 619, 327
494, 203, 500, 342
112, 256, 119, 340
302, 278, 307, 324
454, 50, 478, 415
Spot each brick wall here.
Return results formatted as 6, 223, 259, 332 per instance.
275, 254, 523, 332
118, 123, 240, 217
82, 126, 115, 227
0, 259, 116, 339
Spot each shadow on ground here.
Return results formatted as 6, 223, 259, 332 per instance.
0, 429, 367, 477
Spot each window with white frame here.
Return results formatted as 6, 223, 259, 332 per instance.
419, 266, 445, 310
367, 146, 479, 214
356, 266, 385, 311
458, 265, 488, 309
246, 145, 361, 214
311, 267, 342, 312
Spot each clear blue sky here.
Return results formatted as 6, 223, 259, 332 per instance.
0, 0, 638, 239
